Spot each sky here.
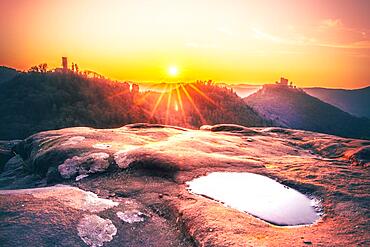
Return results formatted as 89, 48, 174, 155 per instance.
1, 0, 370, 88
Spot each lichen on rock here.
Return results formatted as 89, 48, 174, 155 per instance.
0, 185, 119, 213
113, 148, 139, 169
58, 152, 110, 179
77, 214, 117, 247
116, 210, 148, 223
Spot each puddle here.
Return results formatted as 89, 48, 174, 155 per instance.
187, 172, 321, 226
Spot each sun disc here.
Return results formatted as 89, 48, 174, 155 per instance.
168, 66, 178, 76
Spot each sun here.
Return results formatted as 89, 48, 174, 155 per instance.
168, 66, 179, 77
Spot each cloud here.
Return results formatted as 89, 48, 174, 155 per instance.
319, 19, 343, 29
250, 26, 370, 50
251, 28, 283, 43
318, 18, 370, 39
317, 40, 370, 49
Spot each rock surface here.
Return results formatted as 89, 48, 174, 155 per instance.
0, 140, 21, 172
0, 123, 369, 246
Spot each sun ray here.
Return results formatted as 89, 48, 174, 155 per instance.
188, 84, 218, 107
180, 84, 206, 125
175, 84, 186, 122
165, 84, 173, 124
150, 83, 168, 118
135, 91, 153, 105
175, 84, 184, 112
189, 83, 234, 122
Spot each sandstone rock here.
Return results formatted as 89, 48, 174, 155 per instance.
345, 146, 370, 167
0, 124, 369, 246
0, 140, 21, 172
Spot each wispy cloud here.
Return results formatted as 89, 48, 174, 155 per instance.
318, 18, 369, 39
316, 40, 370, 49
251, 23, 370, 50
251, 28, 283, 43
319, 18, 343, 29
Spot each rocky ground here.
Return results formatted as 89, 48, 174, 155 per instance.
0, 123, 369, 246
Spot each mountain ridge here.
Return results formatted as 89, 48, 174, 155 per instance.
0, 66, 18, 83
244, 84, 370, 140
304, 86, 370, 118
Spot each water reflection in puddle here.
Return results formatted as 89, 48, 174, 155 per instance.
187, 172, 321, 226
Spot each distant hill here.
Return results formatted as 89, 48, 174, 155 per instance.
304, 86, 370, 118
0, 72, 269, 140
244, 85, 370, 140
0, 66, 18, 83
227, 84, 261, 98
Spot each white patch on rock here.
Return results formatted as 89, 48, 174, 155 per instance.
77, 214, 117, 247
76, 174, 89, 181
113, 148, 139, 168
116, 210, 147, 223
199, 125, 212, 131
0, 185, 119, 213
62, 136, 86, 146
58, 152, 110, 179
93, 143, 112, 150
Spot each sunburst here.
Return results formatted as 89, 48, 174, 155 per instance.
180, 84, 206, 125
147, 81, 222, 126
150, 83, 168, 118
165, 84, 173, 124
175, 84, 186, 124
188, 83, 218, 107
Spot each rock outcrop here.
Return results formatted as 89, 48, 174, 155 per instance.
0, 124, 369, 246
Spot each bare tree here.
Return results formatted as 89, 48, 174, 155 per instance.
28, 63, 48, 73
38, 63, 48, 73
28, 66, 39, 73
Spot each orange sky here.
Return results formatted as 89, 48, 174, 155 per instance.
1, 0, 370, 88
